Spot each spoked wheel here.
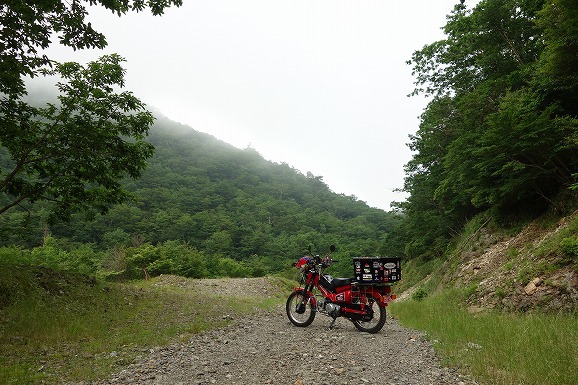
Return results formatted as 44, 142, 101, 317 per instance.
286, 290, 316, 327
351, 294, 386, 333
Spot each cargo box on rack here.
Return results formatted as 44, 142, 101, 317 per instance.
353, 257, 402, 283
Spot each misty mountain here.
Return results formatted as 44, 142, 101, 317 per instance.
1, 113, 399, 271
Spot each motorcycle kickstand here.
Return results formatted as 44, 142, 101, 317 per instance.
327, 316, 337, 331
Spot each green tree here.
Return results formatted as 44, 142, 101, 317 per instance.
399, 0, 578, 258
534, 0, 578, 190
1, 55, 154, 220
2, 111, 402, 275
535, 0, 578, 116
0, 0, 182, 220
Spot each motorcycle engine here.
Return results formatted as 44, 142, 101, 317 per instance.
317, 299, 341, 317
324, 302, 341, 317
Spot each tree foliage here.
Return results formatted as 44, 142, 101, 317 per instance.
0, 0, 181, 220
0, 55, 154, 220
396, 0, 578, 259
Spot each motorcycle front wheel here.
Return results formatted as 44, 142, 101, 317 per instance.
286, 290, 316, 327
351, 294, 386, 333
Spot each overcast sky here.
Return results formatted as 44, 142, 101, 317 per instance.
45, 0, 468, 211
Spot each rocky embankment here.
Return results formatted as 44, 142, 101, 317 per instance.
454, 212, 578, 313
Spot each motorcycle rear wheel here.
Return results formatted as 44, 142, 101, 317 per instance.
286, 290, 316, 327
351, 294, 386, 333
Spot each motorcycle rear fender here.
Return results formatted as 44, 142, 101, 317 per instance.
293, 287, 317, 306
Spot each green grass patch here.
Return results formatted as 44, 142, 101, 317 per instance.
0, 266, 286, 384
535, 215, 578, 270
390, 290, 578, 385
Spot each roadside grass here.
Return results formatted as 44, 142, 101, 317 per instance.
0, 265, 287, 385
389, 290, 578, 385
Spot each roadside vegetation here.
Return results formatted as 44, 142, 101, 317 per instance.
0, 258, 288, 385
390, 290, 578, 385
389, 207, 578, 385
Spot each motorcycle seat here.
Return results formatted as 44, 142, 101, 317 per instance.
331, 277, 352, 288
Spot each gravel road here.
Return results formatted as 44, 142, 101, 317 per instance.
82, 288, 477, 385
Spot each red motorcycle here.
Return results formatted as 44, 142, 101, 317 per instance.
286, 246, 398, 333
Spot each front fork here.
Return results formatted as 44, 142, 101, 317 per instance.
293, 284, 316, 313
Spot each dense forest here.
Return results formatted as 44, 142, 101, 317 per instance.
390, 0, 578, 259
0, 115, 400, 278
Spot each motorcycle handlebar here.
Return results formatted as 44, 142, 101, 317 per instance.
294, 248, 338, 268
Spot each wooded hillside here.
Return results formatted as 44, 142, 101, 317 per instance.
0, 115, 399, 278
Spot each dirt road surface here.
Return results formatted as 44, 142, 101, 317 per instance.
79, 276, 477, 385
